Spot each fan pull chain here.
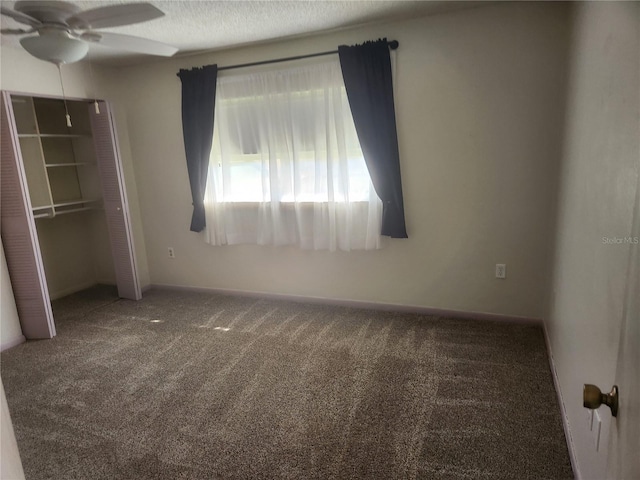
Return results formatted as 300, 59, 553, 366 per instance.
88, 62, 100, 114
56, 64, 72, 127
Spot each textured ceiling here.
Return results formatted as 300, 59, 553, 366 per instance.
1, 0, 477, 65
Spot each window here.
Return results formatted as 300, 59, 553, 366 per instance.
203, 59, 382, 251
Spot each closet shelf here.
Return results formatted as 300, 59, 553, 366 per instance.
45, 162, 96, 168
18, 133, 91, 139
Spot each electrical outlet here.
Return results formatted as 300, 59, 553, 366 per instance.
168, 247, 175, 259
495, 264, 506, 279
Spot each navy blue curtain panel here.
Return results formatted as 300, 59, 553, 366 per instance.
338, 39, 408, 238
177, 64, 218, 232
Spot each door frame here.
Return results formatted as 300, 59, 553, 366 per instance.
1, 90, 142, 339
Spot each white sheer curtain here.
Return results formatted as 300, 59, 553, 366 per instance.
203, 59, 383, 251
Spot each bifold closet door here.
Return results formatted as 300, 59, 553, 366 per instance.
89, 101, 142, 301
0, 92, 56, 339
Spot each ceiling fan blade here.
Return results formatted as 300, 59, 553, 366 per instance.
82, 32, 178, 57
67, 3, 164, 30
0, 6, 41, 27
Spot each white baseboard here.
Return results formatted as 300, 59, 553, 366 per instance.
150, 283, 542, 325
543, 320, 580, 480
0, 334, 25, 352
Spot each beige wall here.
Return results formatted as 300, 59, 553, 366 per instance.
1, 46, 95, 98
546, 2, 639, 479
114, 2, 569, 319
34, 214, 115, 300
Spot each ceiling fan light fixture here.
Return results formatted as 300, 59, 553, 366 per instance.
4, 2, 176, 63
20, 31, 88, 64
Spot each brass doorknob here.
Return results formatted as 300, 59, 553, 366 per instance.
583, 384, 618, 417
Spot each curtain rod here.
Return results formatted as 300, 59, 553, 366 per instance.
217, 40, 399, 72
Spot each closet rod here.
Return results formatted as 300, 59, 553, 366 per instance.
217, 40, 399, 72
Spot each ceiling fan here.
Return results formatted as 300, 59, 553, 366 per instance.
1, 1, 178, 64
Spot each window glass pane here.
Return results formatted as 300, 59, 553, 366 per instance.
226, 154, 265, 202
208, 60, 375, 204
203, 59, 383, 251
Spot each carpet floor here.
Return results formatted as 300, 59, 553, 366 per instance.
1, 286, 573, 479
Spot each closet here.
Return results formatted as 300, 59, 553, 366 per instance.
1, 91, 141, 340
